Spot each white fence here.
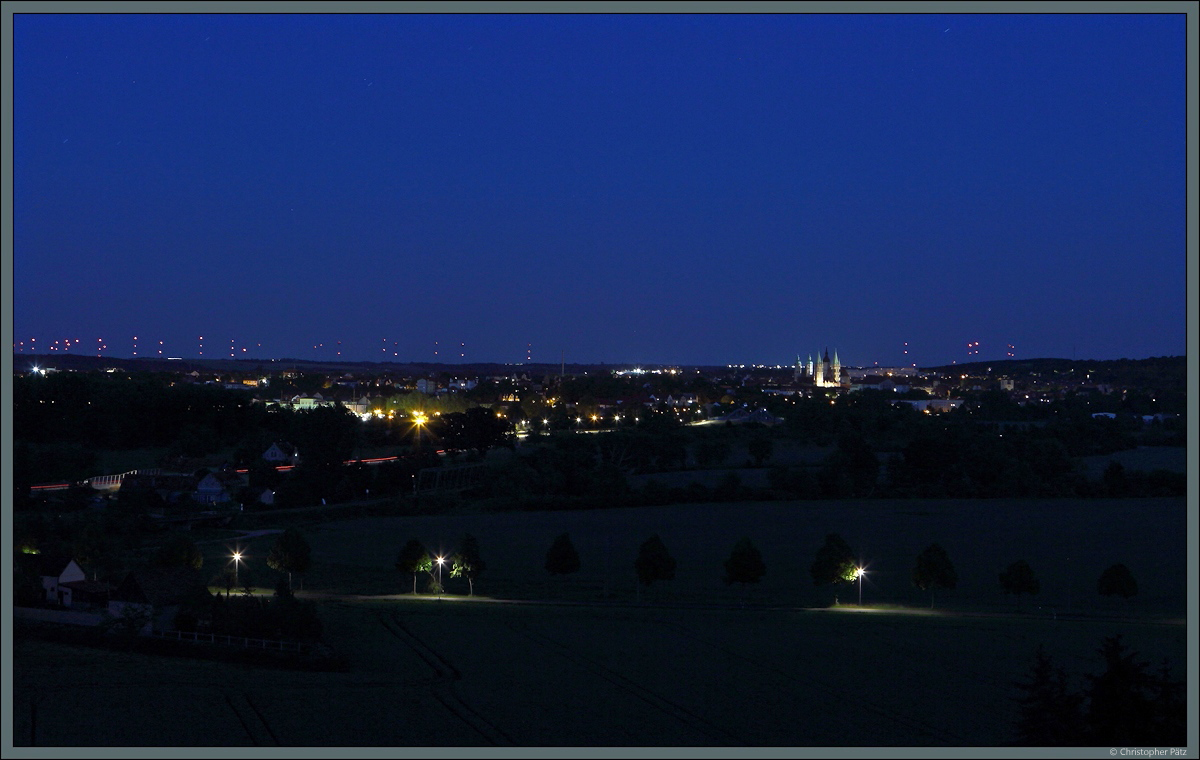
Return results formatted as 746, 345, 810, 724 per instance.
147, 628, 310, 653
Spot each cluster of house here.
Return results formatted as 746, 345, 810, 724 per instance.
34, 555, 205, 633
1091, 411, 1180, 425
123, 442, 300, 510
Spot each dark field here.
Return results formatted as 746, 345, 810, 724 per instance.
12, 497, 1189, 747
283, 497, 1188, 615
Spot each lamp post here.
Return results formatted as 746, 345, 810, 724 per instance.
856, 566, 865, 606
436, 556, 445, 598
232, 551, 242, 586
413, 412, 427, 448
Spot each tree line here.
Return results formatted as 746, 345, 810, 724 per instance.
384, 530, 1144, 615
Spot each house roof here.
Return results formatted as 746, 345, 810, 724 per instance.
198, 470, 243, 489
38, 554, 79, 577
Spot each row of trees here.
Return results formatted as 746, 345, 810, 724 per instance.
395, 535, 486, 595
151, 528, 312, 590
997, 560, 1139, 611
389, 529, 1142, 612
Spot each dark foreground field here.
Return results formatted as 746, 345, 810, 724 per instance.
11, 497, 1189, 747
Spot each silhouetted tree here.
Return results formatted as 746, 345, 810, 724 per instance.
395, 539, 432, 594
634, 534, 676, 599
212, 568, 238, 598
1013, 647, 1085, 745
912, 543, 957, 608
1102, 460, 1129, 497
1084, 635, 1185, 746
724, 537, 766, 587
810, 533, 857, 597
999, 560, 1040, 610
545, 532, 581, 576
267, 528, 312, 591
1096, 563, 1137, 602
450, 533, 486, 595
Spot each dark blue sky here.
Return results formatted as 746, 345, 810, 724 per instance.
13, 13, 1187, 367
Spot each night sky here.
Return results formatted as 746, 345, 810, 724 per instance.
12, 13, 1187, 367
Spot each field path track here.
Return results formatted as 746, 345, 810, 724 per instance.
377, 610, 515, 746
223, 690, 279, 746
650, 617, 971, 746
505, 619, 748, 746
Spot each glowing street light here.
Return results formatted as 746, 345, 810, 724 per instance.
232, 550, 243, 586
436, 555, 445, 598
856, 566, 866, 606
413, 412, 428, 447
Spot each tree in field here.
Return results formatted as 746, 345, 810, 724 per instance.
999, 560, 1040, 610
267, 528, 312, 591
153, 534, 204, 570
1096, 563, 1137, 602
395, 539, 432, 594
211, 568, 238, 598
450, 533, 486, 596
634, 534, 676, 601
810, 533, 857, 600
545, 532, 581, 576
912, 543, 958, 608
723, 537, 765, 587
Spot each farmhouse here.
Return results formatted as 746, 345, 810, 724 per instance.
38, 555, 85, 606
193, 468, 244, 505
263, 441, 300, 465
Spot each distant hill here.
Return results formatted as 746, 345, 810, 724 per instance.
12, 353, 723, 377
923, 356, 1186, 386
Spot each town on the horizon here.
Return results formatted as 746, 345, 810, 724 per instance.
14, 348, 1186, 442
10, 9, 1190, 751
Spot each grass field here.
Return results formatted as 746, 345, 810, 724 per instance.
1079, 445, 1189, 479
12, 497, 1188, 747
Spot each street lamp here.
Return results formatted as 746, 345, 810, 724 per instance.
413, 412, 427, 447
856, 566, 866, 606
232, 551, 243, 586
436, 556, 445, 598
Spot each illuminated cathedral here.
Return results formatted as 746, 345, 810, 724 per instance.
795, 348, 843, 388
